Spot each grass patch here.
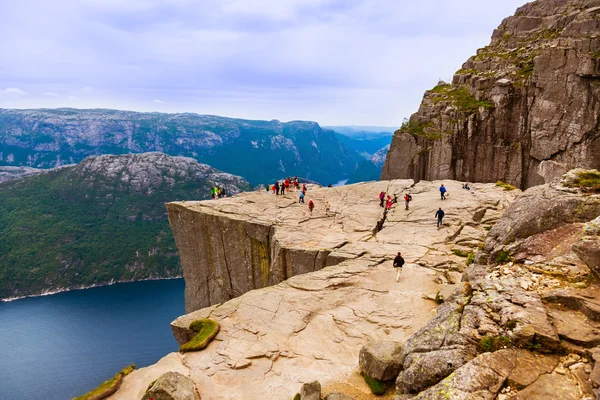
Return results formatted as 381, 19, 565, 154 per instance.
478, 335, 512, 353
496, 181, 517, 191
363, 375, 386, 396
505, 320, 518, 330
495, 250, 512, 264
564, 170, 600, 193
452, 249, 470, 257
399, 119, 441, 140
466, 252, 476, 266
74, 364, 135, 400
179, 319, 220, 353
293, 394, 301, 400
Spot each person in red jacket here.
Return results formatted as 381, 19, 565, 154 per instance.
308, 199, 315, 214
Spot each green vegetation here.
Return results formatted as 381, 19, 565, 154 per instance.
434, 291, 444, 305
452, 249, 470, 257
293, 394, 301, 400
564, 170, 600, 193
363, 375, 386, 396
591, 52, 600, 60
478, 335, 512, 353
74, 364, 135, 400
179, 319, 220, 353
428, 85, 493, 112
496, 181, 517, 191
399, 119, 443, 140
495, 250, 512, 264
466, 252, 476, 266
0, 159, 249, 299
505, 320, 518, 330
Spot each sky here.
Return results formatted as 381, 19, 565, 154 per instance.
0, 0, 530, 126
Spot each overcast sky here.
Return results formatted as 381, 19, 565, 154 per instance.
0, 0, 530, 126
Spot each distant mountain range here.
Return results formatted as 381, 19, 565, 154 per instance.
0, 152, 249, 300
0, 108, 364, 186
347, 145, 391, 184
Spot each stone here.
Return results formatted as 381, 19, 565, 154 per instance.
359, 340, 404, 381
515, 373, 579, 400
142, 372, 200, 400
300, 381, 321, 400
506, 350, 559, 390
382, 1, 600, 190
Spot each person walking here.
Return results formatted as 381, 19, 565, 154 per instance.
404, 192, 412, 210
435, 207, 445, 228
386, 195, 393, 210
308, 199, 315, 214
439, 184, 447, 200
393, 251, 405, 282
299, 191, 305, 203
379, 191, 386, 207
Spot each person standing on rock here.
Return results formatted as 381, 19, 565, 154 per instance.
440, 184, 447, 200
303, 183, 307, 194
280, 181, 286, 195
379, 191, 386, 207
275, 181, 280, 195
386, 195, 393, 210
266, 184, 270, 194
308, 199, 315, 214
299, 190, 305, 203
393, 251, 405, 282
404, 192, 412, 210
435, 207, 445, 228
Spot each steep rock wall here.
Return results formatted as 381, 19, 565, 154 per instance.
382, 0, 600, 189
166, 197, 349, 312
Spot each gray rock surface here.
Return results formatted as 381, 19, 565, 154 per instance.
300, 381, 321, 400
0, 165, 42, 183
359, 340, 404, 381
381, 0, 600, 189
142, 371, 200, 400
324, 393, 355, 400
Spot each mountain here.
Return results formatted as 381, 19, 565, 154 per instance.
0, 165, 42, 183
0, 108, 361, 186
347, 145, 390, 184
326, 126, 394, 158
382, 0, 600, 189
0, 152, 249, 300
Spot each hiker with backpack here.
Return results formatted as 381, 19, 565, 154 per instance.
435, 207, 445, 228
386, 195, 393, 210
404, 192, 412, 210
393, 251, 405, 282
379, 191, 386, 207
299, 191, 305, 203
439, 184, 447, 200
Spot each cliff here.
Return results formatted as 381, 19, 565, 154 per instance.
0, 152, 248, 299
382, 0, 600, 189
0, 108, 361, 185
112, 179, 518, 399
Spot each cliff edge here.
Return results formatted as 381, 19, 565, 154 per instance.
382, 0, 600, 189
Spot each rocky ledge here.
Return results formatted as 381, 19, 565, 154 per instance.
110, 179, 518, 399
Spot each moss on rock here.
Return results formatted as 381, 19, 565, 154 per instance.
179, 318, 220, 353
73, 364, 135, 400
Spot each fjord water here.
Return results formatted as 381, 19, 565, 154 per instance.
0, 279, 185, 400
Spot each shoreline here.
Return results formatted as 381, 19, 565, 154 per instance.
0, 275, 184, 303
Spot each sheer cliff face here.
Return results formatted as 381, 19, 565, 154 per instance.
382, 0, 600, 189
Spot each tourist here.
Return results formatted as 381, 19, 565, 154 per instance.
281, 181, 286, 195
299, 191, 305, 203
435, 207, 445, 228
386, 195, 393, 210
393, 251, 405, 282
303, 183, 307, 193
325, 201, 331, 215
404, 192, 412, 210
275, 181, 280, 195
465, 183, 471, 191
308, 199, 315, 214
221, 187, 227, 198
379, 191, 386, 207
266, 184, 270, 194
440, 184, 447, 200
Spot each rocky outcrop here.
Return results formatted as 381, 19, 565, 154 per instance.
142, 372, 200, 400
359, 340, 404, 381
382, 0, 600, 189
0, 165, 42, 183
111, 180, 516, 399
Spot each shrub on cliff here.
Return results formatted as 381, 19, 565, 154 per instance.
73, 364, 135, 400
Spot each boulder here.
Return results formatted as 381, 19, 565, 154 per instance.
574, 217, 600, 278
515, 373, 579, 400
359, 340, 404, 381
142, 372, 200, 400
300, 381, 321, 400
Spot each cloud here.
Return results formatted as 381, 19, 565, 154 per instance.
152, 99, 164, 103
0, 88, 29, 97
43, 91, 60, 97
67, 95, 77, 100
0, 0, 531, 124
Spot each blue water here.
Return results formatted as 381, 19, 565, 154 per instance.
0, 279, 185, 400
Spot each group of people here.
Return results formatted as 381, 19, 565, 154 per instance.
210, 186, 227, 199
378, 191, 397, 210
268, 177, 306, 196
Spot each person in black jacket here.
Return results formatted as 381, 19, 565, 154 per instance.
393, 251, 405, 282
435, 207, 445, 228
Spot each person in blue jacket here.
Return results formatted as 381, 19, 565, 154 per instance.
439, 184, 447, 200
435, 207, 445, 228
